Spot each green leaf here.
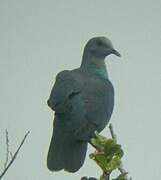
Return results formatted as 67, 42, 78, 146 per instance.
90, 138, 104, 151
105, 155, 121, 171
92, 153, 108, 172
90, 132, 108, 151
105, 144, 124, 159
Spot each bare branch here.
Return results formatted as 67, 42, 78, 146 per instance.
4, 130, 9, 169
0, 131, 30, 179
109, 124, 117, 142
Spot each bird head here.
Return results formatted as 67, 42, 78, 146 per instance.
84, 37, 121, 59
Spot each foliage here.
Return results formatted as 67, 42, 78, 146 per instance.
87, 130, 130, 180
90, 132, 123, 174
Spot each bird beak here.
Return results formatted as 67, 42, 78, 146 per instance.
111, 49, 121, 57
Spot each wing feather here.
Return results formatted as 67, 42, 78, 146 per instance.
47, 70, 81, 113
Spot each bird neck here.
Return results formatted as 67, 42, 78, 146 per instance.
81, 52, 108, 79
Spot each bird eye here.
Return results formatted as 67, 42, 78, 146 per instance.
97, 41, 104, 46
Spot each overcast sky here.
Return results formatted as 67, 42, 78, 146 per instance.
0, 0, 161, 180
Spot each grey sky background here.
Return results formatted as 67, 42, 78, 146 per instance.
0, 0, 161, 179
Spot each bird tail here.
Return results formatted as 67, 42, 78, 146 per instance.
47, 121, 88, 172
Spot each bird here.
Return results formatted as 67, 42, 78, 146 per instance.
47, 36, 120, 173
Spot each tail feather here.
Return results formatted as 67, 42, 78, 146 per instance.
47, 123, 87, 172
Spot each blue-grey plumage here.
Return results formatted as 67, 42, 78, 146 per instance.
47, 37, 120, 172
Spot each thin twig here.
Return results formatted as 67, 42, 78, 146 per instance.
88, 140, 102, 152
109, 124, 116, 142
4, 130, 9, 169
0, 131, 30, 179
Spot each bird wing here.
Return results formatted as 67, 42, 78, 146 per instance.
47, 70, 87, 172
47, 70, 81, 113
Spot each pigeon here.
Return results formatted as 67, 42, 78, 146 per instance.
47, 36, 120, 172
